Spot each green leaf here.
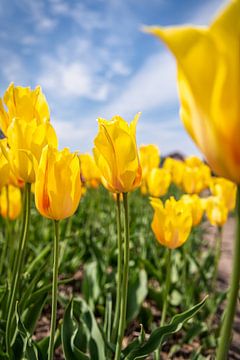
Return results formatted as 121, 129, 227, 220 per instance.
82, 261, 101, 310
124, 296, 208, 360
62, 297, 106, 360
127, 269, 148, 323
73, 298, 106, 360
62, 299, 89, 360
22, 293, 47, 334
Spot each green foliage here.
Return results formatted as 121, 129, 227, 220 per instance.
0, 185, 225, 358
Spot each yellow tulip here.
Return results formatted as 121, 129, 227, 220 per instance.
35, 146, 81, 220
0, 83, 50, 135
5, 118, 58, 183
210, 177, 237, 211
93, 114, 142, 193
205, 196, 228, 227
150, 197, 192, 249
139, 144, 160, 194
147, 168, 171, 197
79, 153, 101, 189
181, 194, 204, 227
163, 157, 184, 186
139, 144, 160, 178
145, 0, 240, 183
0, 185, 21, 220
0, 139, 10, 190
181, 160, 211, 194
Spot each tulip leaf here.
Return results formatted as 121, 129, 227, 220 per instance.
124, 296, 207, 359
127, 269, 148, 323
62, 297, 106, 360
82, 261, 101, 310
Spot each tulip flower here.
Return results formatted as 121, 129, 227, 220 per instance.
147, 168, 171, 197
139, 144, 160, 179
205, 196, 228, 227
0, 83, 50, 135
0, 185, 21, 220
210, 177, 237, 211
93, 114, 142, 193
139, 144, 160, 194
0, 139, 10, 190
163, 157, 184, 186
35, 146, 81, 220
79, 153, 101, 189
181, 194, 204, 227
6, 118, 58, 183
181, 160, 211, 194
150, 197, 192, 249
145, 1, 240, 183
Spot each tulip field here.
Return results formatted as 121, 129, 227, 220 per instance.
1, 0, 240, 359
0, 150, 238, 360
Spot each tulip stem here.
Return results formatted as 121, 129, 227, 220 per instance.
154, 249, 171, 359
216, 186, 240, 360
6, 183, 31, 355
0, 186, 11, 279
48, 220, 60, 360
161, 248, 171, 327
111, 193, 123, 343
212, 226, 222, 288
114, 192, 130, 360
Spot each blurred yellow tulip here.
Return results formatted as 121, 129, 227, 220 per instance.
0, 139, 10, 190
35, 146, 81, 220
139, 144, 160, 178
205, 196, 228, 227
139, 144, 160, 195
210, 177, 237, 211
150, 197, 192, 249
145, 1, 240, 183
79, 153, 101, 189
163, 157, 184, 186
93, 114, 142, 193
147, 168, 171, 197
0, 185, 21, 220
181, 160, 211, 194
0, 83, 50, 135
181, 194, 204, 227
6, 118, 58, 183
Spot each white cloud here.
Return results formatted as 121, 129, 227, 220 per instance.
102, 51, 177, 117
20, 0, 57, 31
137, 119, 201, 156
38, 56, 111, 101
52, 117, 97, 153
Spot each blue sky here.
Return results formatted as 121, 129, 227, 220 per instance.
0, 0, 227, 155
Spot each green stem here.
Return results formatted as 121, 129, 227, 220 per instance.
154, 249, 171, 359
161, 248, 171, 326
0, 186, 10, 277
182, 242, 189, 307
5, 182, 31, 355
212, 226, 223, 288
48, 220, 60, 360
111, 193, 123, 343
114, 193, 130, 360
216, 186, 240, 359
